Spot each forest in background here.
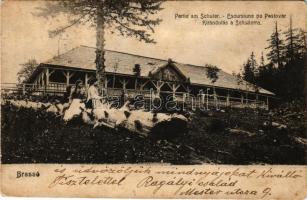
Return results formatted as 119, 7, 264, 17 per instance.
239, 19, 306, 103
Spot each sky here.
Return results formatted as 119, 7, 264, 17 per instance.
1, 0, 306, 83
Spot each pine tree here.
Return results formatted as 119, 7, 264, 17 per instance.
256, 62, 277, 94
260, 52, 265, 67
36, 1, 163, 91
254, 52, 264, 88
283, 16, 301, 62
266, 22, 284, 68
256, 52, 265, 78
250, 52, 257, 74
248, 20, 305, 101
297, 29, 307, 59
242, 59, 251, 82
281, 17, 305, 100
242, 52, 257, 84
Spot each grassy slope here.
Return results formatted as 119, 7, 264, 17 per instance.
1, 103, 306, 164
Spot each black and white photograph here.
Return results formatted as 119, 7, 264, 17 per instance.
1, 0, 306, 166
1, 1, 306, 198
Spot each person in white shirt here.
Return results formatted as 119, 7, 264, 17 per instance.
86, 78, 102, 109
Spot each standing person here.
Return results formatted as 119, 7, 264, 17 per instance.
120, 89, 128, 108
63, 85, 72, 103
86, 78, 102, 109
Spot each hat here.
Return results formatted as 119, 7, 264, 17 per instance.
75, 79, 83, 85
88, 78, 98, 85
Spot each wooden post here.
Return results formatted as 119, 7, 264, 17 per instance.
85, 73, 88, 87
46, 68, 50, 94
41, 72, 46, 95
42, 72, 45, 87
46, 68, 49, 86
226, 90, 230, 106
213, 87, 217, 108
38, 73, 42, 87
172, 84, 176, 98
63, 71, 74, 86
206, 88, 209, 110
66, 71, 70, 86
22, 84, 25, 95
112, 74, 115, 88
42, 73, 44, 86
38, 73, 44, 95
201, 91, 204, 105
120, 78, 128, 91
104, 76, 108, 88
241, 93, 244, 108
266, 96, 269, 110
37, 72, 42, 88
38, 74, 40, 87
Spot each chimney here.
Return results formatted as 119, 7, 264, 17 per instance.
133, 64, 141, 76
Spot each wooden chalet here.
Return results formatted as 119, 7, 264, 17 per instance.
26, 45, 274, 109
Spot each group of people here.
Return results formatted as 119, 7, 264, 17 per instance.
65, 78, 129, 109
65, 78, 104, 109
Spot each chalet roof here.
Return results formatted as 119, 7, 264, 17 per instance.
42, 45, 274, 95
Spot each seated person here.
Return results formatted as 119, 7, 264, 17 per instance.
69, 80, 86, 102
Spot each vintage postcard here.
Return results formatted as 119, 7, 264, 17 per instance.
1, 0, 306, 199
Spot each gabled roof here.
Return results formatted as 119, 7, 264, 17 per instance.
41, 45, 274, 95
150, 61, 188, 81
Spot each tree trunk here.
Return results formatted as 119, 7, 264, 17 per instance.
95, 4, 106, 93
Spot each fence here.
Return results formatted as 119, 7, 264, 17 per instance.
1, 82, 268, 109
0, 82, 73, 96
